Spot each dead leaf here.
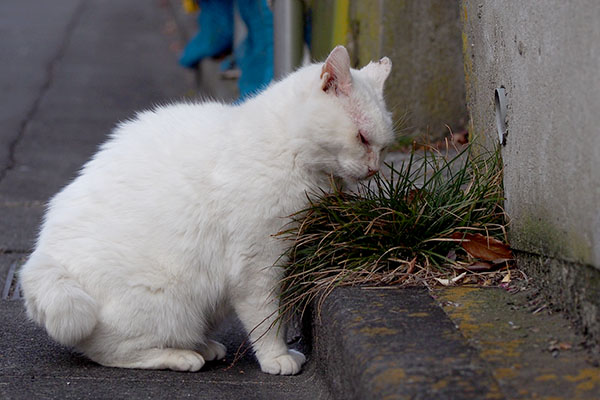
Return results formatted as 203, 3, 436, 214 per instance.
451, 232, 513, 262
558, 342, 572, 351
547, 340, 568, 352
406, 189, 428, 204
501, 270, 511, 283
435, 271, 467, 286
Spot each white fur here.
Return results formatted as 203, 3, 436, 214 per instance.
19, 46, 394, 374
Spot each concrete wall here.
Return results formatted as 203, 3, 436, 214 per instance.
310, 0, 467, 140
462, 0, 600, 268
376, 0, 466, 140
462, 0, 600, 348
309, 0, 349, 62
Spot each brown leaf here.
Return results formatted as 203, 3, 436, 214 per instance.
406, 189, 428, 204
406, 189, 419, 204
435, 272, 467, 286
558, 342, 572, 351
451, 232, 513, 262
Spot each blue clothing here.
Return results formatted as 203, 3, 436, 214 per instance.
235, 0, 273, 99
179, 0, 234, 69
179, 0, 274, 100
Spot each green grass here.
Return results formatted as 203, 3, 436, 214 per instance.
277, 142, 507, 318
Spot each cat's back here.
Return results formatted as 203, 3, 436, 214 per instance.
39, 101, 237, 250
97, 101, 232, 166
68, 101, 232, 188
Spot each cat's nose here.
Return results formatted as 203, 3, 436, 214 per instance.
367, 168, 378, 177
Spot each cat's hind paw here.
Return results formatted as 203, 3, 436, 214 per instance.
166, 349, 206, 372
198, 339, 227, 361
259, 349, 306, 375
103, 348, 206, 371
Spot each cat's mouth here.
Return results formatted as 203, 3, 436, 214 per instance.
354, 166, 380, 182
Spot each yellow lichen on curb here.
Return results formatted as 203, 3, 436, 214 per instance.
407, 312, 430, 317
359, 326, 398, 336
480, 339, 524, 360
535, 374, 558, 382
373, 368, 407, 394
565, 369, 600, 392
436, 287, 600, 399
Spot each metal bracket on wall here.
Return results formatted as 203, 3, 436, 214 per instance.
495, 87, 508, 145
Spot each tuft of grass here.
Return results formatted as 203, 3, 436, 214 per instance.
277, 142, 508, 319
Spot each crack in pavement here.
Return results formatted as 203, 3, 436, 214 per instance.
0, 0, 87, 183
1, 249, 30, 255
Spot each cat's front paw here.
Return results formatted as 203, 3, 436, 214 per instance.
259, 349, 306, 375
198, 339, 227, 361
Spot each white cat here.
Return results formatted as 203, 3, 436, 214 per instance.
19, 46, 394, 375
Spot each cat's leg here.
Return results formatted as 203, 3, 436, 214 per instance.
77, 295, 212, 372
196, 301, 230, 361
233, 284, 306, 375
97, 348, 206, 372
197, 339, 227, 361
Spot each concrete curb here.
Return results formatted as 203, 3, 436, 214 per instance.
312, 287, 501, 399
312, 286, 600, 399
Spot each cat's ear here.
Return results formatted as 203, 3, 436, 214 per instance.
320, 46, 352, 96
360, 57, 392, 92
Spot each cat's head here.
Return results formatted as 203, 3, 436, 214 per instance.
305, 45, 395, 183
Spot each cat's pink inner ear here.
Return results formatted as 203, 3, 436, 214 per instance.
320, 46, 352, 96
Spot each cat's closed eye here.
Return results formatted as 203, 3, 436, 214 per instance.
358, 130, 369, 146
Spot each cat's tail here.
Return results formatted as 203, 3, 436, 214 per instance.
20, 251, 98, 346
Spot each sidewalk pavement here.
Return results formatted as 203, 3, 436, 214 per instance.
1, 301, 324, 399
1, 1, 598, 399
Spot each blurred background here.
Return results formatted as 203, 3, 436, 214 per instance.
172, 0, 467, 145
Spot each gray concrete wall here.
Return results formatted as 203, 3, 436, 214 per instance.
462, 0, 600, 269
311, 0, 466, 141
376, 0, 467, 140
462, 0, 600, 349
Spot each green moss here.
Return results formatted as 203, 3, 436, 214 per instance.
424, 73, 452, 121
515, 212, 593, 265
350, 0, 382, 66
310, 1, 336, 61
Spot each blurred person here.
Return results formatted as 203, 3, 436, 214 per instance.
179, 0, 273, 99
